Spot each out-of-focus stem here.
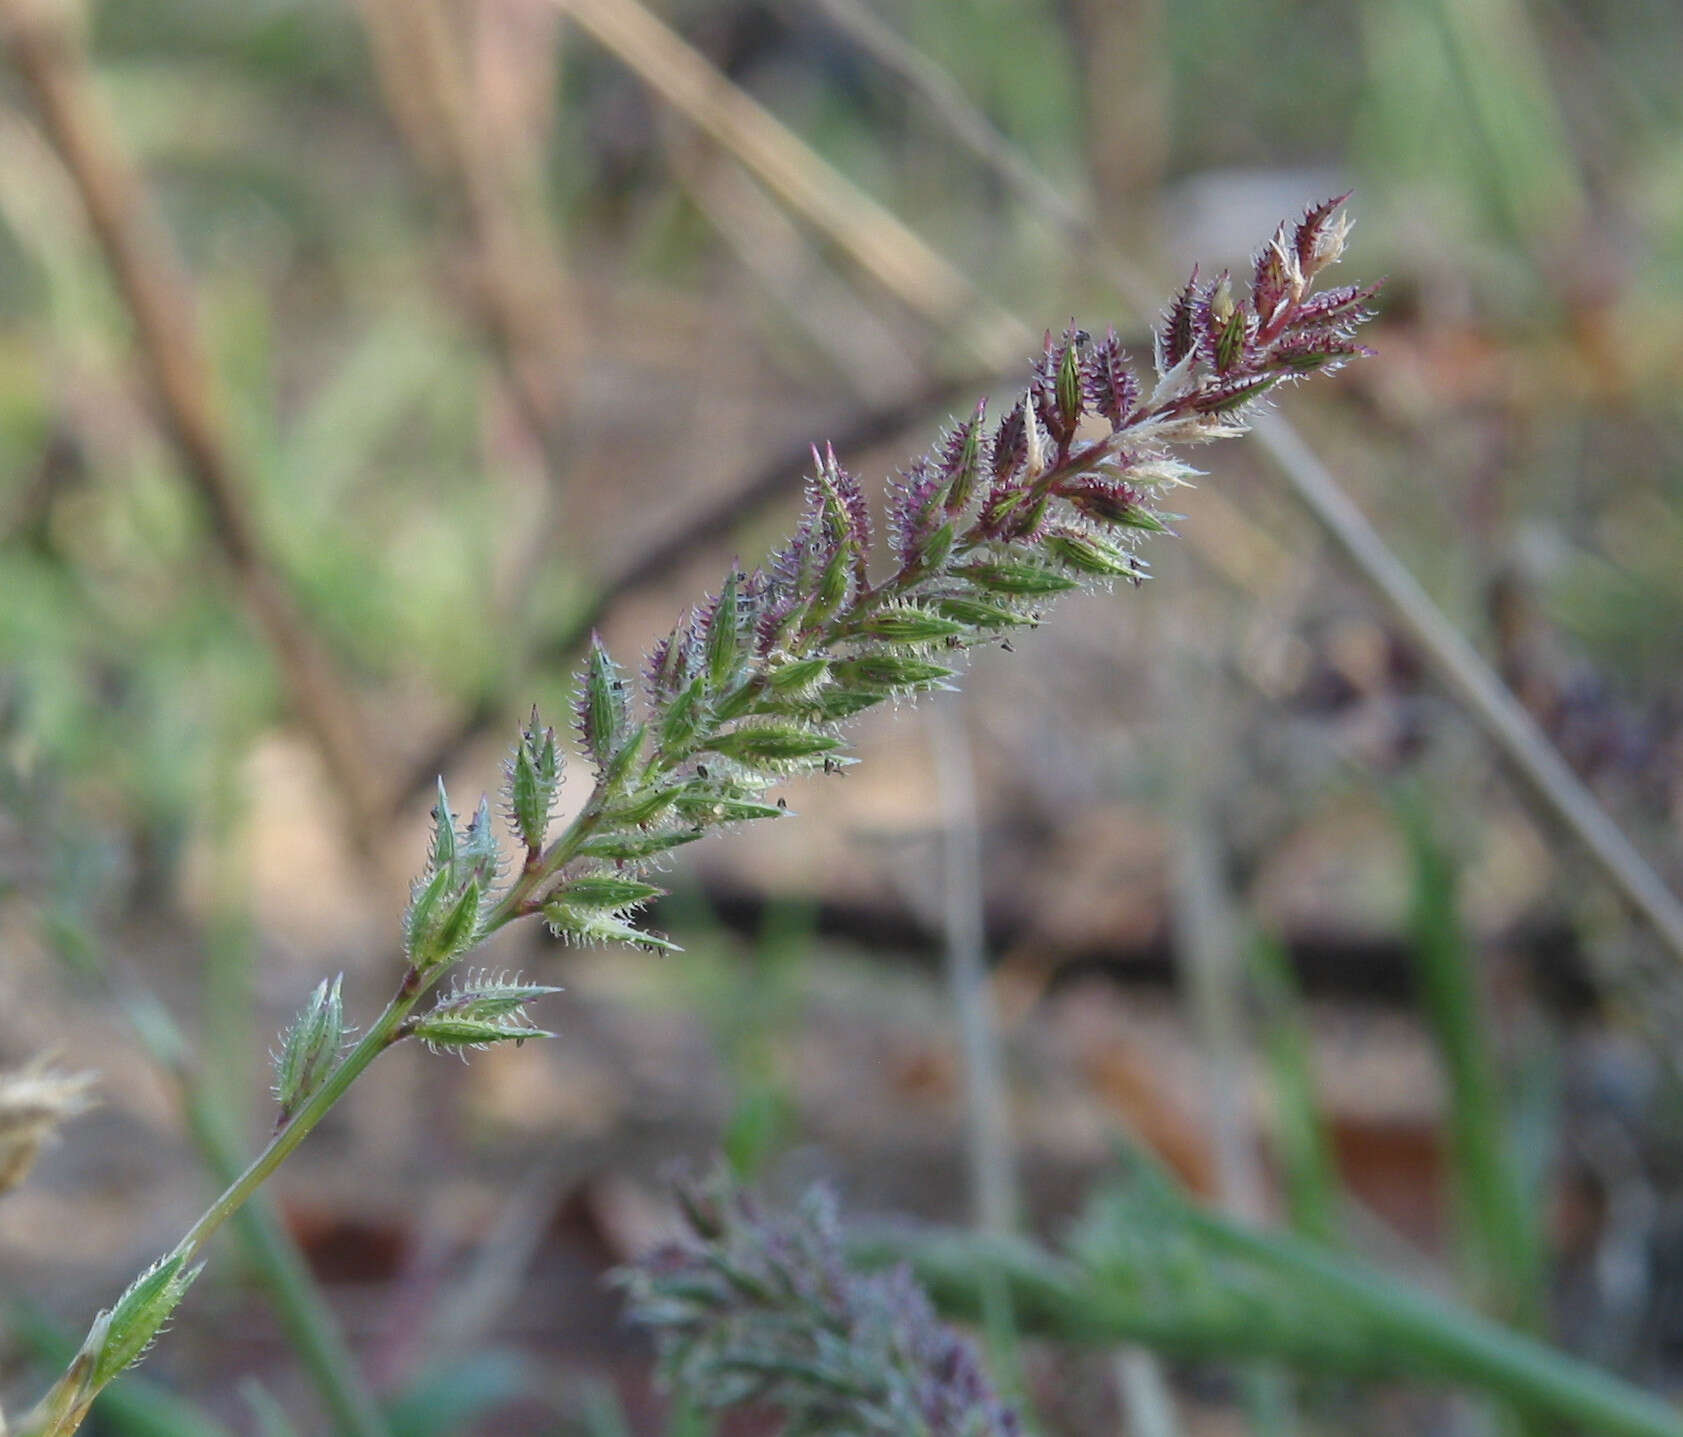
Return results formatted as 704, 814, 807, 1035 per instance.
1113, 1349, 1181, 1437
798, 0, 1161, 312
1251, 412, 1683, 963
550, 0, 1028, 368
929, 698, 1016, 1236
356, 0, 576, 488
1166, 633, 1295, 1428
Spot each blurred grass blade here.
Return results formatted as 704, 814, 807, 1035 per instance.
1249, 932, 1342, 1247
1427, 0, 1587, 244
852, 1207, 1683, 1437
383, 1351, 535, 1437
1399, 791, 1547, 1336
576, 1379, 635, 1437
239, 1380, 302, 1437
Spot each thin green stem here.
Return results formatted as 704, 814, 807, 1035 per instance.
184, 1091, 392, 1437
483, 801, 612, 929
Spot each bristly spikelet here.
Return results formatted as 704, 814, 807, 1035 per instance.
808, 442, 871, 596
1203, 273, 1257, 375
428, 777, 458, 877
92, 1253, 203, 1387
1252, 223, 1297, 334
1288, 282, 1382, 334
939, 399, 989, 519
1273, 334, 1372, 373
544, 895, 681, 953
989, 396, 1028, 488
504, 708, 562, 856
1294, 191, 1353, 276
643, 624, 683, 703
887, 457, 943, 570
1044, 526, 1147, 582
846, 604, 964, 647
702, 569, 746, 690
1053, 475, 1153, 530
1030, 325, 1086, 450
1081, 328, 1140, 430
1157, 265, 1200, 373
410, 970, 562, 1056
826, 444, 873, 569
271, 975, 347, 1121
460, 796, 504, 887
576, 632, 630, 772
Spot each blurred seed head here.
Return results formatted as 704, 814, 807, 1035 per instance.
0, 1056, 95, 1198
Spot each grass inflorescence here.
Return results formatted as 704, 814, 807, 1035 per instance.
9, 197, 1373, 1436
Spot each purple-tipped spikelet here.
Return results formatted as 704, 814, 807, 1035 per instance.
1158, 265, 1201, 373
1030, 325, 1086, 449
1082, 327, 1141, 430
886, 456, 942, 569
939, 399, 989, 517
1289, 282, 1383, 334
1253, 227, 1296, 333
1295, 191, 1354, 274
